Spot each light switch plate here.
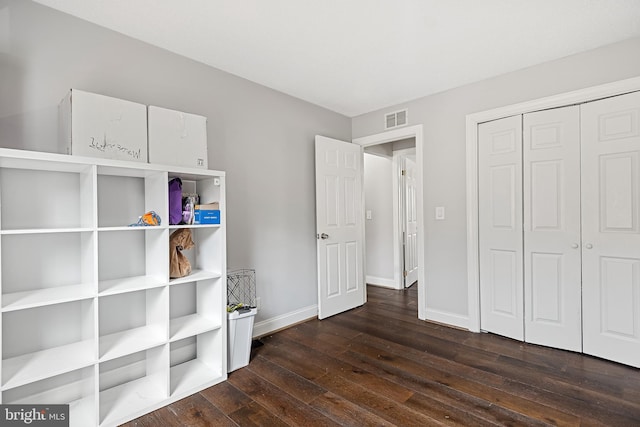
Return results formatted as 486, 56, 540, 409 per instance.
435, 206, 445, 220
366, 210, 372, 220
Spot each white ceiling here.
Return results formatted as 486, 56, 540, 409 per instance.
33, 0, 640, 117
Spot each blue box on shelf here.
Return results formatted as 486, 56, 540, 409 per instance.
195, 202, 220, 224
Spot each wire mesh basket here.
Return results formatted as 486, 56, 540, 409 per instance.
227, 268, 257, 310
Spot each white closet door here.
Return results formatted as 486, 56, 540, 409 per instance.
523, 106, 582, 351
479, 115, 524, 340
581, 91, 640, 368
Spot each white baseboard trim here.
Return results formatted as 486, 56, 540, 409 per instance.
252, 304, 318, 338
366, 275, 398, 289
425, 307, 469, 331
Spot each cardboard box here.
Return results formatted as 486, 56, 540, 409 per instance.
58, 89, 148, 162
148, 106, 208, 169
194, 203, 220, 224
197, 203, 219, 210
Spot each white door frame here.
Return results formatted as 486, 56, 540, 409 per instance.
392, 150, 404, 289
354, 125, 426, 319
466, 76, 640, 332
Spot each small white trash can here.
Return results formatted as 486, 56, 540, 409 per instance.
227, 307, 258, 372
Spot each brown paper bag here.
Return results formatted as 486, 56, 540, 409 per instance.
169, 228, 194, 278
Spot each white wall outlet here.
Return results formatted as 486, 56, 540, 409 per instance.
435, 206, 445, 220
366, 210, 373, 220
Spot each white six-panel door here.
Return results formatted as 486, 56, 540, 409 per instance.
581, 91, 640, 367
479, 115, 524, 341
523, 106, 582, 352
315, 135, 366, 320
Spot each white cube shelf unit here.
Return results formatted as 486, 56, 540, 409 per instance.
0, 148, 227, 427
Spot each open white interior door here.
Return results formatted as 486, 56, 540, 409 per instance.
315, 135, 366, 319
403, 155, 418, 287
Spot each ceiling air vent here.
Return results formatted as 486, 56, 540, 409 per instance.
384, 109, 408, 130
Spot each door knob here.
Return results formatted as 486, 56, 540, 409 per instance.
585, 243, 593, 249
319, 233, 329, 240
571, 243, 579, 249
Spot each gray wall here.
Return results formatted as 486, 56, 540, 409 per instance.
353, 37, 640, 323
0, 0, 351, 324
363, 153, 394, 285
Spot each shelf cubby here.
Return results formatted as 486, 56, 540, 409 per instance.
2, 300, 95, 390
0, 164, 94, 231
168, 226, 223, 285
97, 167, 167, 228
169, 331, 222, 397
169, 279, 222, 341
99, 345, 167, 426
2, 367, 95, 427
97, 228, 167, 295
98, 287, 167, 361
1, 231, 96, 311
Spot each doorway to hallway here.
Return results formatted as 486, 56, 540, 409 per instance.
363, 140, 417, 290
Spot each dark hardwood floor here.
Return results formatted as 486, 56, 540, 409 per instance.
123, 285, 640, 426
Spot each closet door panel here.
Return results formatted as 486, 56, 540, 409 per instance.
523, 106, 582, 352
479, 115, 524, 340
582, 91, 640, 368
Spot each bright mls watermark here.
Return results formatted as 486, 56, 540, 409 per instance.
0, 405, 69, 426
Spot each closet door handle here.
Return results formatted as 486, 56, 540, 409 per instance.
571, 243, 579, 249
585, 243, 593, 249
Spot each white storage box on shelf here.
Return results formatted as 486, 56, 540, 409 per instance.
148, 106, 208, 169
227, 308, 257, 372
58, 89, 148, 163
